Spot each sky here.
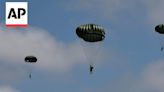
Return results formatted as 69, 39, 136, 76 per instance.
0, 0, 164, 92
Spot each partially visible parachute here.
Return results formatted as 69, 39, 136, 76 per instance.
155, 24, 164, 34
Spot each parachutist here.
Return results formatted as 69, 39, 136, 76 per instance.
161, 47, 163, 51
29, 74, 31, 79
90, 65, 94, 74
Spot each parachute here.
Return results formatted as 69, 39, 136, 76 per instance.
24, 55, 37, 79
25, 56, 37, 63
76, 24, 105, 73
76, 24, 105, 42
155, 24, 164, 51
155, 24, 164, 34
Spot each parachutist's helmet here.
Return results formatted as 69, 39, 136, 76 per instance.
25, 56, 37, 63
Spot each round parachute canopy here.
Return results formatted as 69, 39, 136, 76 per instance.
25, 56, 37, 63
76, 24, 105, 42
155, 24, 164, 34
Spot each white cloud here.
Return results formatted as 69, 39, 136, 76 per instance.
143, 0, 164, 25
143, 60, 164, 92
103, 60, 164, 92
0, 26, 85, 72
63, 0, 164, 26
65, 0, 143, 19
0, 86, 20, 92
0, 25, 108, 82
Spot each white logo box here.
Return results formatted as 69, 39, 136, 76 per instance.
6, 2, 28, 27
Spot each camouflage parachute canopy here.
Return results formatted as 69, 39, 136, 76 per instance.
155, 24, 164, 34
25, 56, 37, 63
76, 24, 105, 42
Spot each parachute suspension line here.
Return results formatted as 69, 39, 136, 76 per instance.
79, 40, 92, 66
25, 63, 33, 79
89, 42, 104, 67
155, 33, 164, 52
80, 40, 103, 66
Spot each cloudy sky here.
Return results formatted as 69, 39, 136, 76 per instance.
0, 0, 164, 92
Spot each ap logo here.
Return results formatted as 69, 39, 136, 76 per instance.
6, 2, 28, 27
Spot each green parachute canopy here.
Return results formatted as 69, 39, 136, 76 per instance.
76, 24, 105, 42
25, 56, 37, 63
155, 24, 164, 34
